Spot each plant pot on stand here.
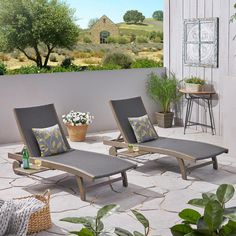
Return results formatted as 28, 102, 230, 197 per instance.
66, 124, 88, 142
155, 112, 174, 128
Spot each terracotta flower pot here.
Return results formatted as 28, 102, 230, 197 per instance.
66, 124, 88, 142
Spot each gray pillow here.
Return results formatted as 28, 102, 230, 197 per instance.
32, 124, 67, 157
128, 114, 158, 143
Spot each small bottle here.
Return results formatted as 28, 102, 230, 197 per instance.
22, 146, 30, 169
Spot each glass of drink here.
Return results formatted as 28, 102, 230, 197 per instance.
133, 145, 139, 153
35, 159, 42, 168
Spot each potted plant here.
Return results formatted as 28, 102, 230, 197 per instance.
185, 76, 205, 92
62, 111, 94, 142
147, 72, 182, 128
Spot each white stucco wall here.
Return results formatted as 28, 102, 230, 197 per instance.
0, 68, 165, 144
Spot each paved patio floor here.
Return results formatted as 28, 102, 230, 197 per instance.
0, 127, 235, 236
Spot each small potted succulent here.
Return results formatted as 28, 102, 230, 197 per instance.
185, 76, 205, 92
62, 111, 94, 142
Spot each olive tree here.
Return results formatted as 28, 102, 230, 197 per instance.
123, 10, 145, 24
0, 0, 79, 68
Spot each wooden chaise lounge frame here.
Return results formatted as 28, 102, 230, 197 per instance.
103, 97, 228, 180
8, 104, 136, 201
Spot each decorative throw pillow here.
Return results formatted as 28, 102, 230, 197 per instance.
32, 124, 67, 157
128, 114, 158, 143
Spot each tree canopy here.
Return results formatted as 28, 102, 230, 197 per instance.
0, 0, 79, 68
153, 10, 163, 21
123, 10, 145, 24
88, 18, 99, 29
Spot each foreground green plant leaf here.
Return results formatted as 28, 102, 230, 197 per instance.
97, 204, 117, 220
204, 200, 223, 231
170, 224, 193, 236
115, 227, 133, 236
217, 184, 235, 205
179, 209, 201, 224
202, 193, 217, 201
131, 210, 149, 229
133, 231, 144, 236
61, 216, 95, 232
220, 220, 236, 236
70, 228, 94, 236
188, 199, 209, 208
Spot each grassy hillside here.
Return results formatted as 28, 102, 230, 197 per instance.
117, 18, 163, 36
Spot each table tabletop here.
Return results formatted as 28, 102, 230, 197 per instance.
179, 89, 216, 95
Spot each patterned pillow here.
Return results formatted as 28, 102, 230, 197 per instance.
32, 124, 67, 157
128, 114, 158, 143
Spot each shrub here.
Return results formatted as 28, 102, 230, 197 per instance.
7, 65, 84, 75
136, 36, 148, 43
107, 36, 117, 44
171, 184, 236, 236
0, 62, 7, 75
87, 64, 121, 71
7, 66, 42, 75
153, 37, 162, 43
103, 52, 133, 69
148, 31, 163, 42
117, 36, 130, 44
49, 54, 58, 62
0, 53, 10, 61
132, 58, 162, 68
83, 36, 92, 43
61, 57, 72, 68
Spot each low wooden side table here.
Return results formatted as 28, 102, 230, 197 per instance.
179, 89, 216, 135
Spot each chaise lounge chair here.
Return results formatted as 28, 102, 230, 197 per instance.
103, 97, 228, 180
8, 104, 136, 201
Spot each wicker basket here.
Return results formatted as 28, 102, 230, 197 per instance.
15, 190, 52, 235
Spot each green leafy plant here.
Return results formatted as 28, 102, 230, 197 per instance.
185, 77, 205, 85
171, 184, 236, 236
61, 57, 72, 68
132, 58, 162, 68
136, 36, 149, 44
0, 61, 7, 75
115, 210, 150, 236
61, 204, 118, 236
61, 204, 150, 236
103, 52, 133, 69
0, 0, 79, 68
147, 72, 182, 113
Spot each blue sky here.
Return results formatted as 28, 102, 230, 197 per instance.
66, 0, 164, 29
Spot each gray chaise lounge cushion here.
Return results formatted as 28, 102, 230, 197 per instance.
140, 138, 228, 160
43, 149, 136, 179
110, 97, 228, 159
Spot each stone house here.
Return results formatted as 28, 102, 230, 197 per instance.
90, 15, 119, 44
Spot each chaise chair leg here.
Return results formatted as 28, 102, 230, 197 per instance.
109, 147, 118, 156
212, 156, 218, 170
121, 172, 128, 187
177, 158, 187, 180
76, 176, 86, 201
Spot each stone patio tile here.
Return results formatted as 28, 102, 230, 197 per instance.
0, 127, 235, 236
